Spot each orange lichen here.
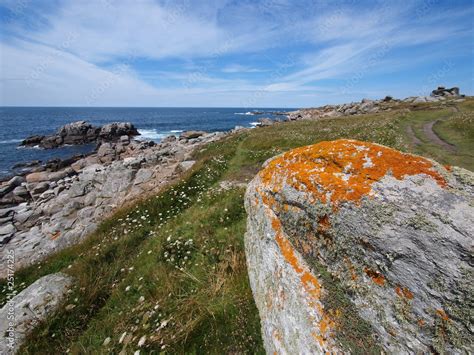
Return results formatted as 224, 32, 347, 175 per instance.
444, 164, 452, 171
273, 217, 304, 274
50, 230, 61, 240
318, 215, 331, 231
270, 212, 335, 348
364, 268, 386, 286
301, 271, 321, 299
259, 139, 447, 210
319, 311, 336, 334
273, 329, 282, 342
312, 332, 325, 347
418, 319, 425, 327
436, 309, 450, 321
395, 286, 414, 300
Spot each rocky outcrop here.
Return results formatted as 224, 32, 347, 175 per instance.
0, 273, 73, 353
256, 118, 275, 127
99, 122, 139, 141
245, 139, 473, 354
20, 121, 139, 149
287, 87, 466, 121
0, 131, 226, 275
431, 86, 462, 98
180, 130, 206, 140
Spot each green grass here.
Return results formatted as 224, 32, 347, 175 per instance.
3, 98, 472, 354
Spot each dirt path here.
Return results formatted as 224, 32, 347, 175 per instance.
423, 120, 456, 152
406, 125, 422, 146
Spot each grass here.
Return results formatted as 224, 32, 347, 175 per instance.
2, 97, 472, 354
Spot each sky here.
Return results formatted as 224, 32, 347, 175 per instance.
0, 0, 472, 108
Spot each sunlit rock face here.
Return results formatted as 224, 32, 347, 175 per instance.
245, 139, 473, 354
0, 273, 73, 354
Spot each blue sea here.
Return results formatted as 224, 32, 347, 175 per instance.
0, 107, 294, 179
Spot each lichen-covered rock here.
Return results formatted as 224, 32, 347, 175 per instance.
0, 273, 73, 354
245, 139, 473, 354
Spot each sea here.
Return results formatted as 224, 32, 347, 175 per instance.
0, 107, 294, 179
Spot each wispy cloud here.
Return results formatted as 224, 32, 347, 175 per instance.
0, 0, 472, 107
221, 64, 267, 73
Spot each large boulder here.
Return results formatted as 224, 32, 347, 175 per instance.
0, 273, 73, 353
431, 86, 462, 98
99, 122, 139, 141
180, 130, 206, 140
257, 118, 275, 127
57, 120, 99, 145
245, 139, 473, 354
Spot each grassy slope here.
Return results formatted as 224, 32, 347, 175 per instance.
2, 98, 472, 354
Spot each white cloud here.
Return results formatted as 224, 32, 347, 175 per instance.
221, 64, 266, 73
0, 40, 161, 106
27, 1, 224, 62
0, 1, 472, 107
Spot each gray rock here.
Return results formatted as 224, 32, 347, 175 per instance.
26, 172, 50, 183
14, 209, 34, 224
120, 135, 130, 144
245, 139, 473, 354
257, 118, 274, 127
123, 157, 144, 169
0, 215, 13, 224
0, 233, 13, 245
0, 207, 19, 218
8, 176, 25, 187
67, 182, 88, 198
161, 135, 177, 143
180, 130, 206, 140
0, 273, 73, 353
30, 182, 49, 195
431, 86, 461, 97
21, 121, 138, 149
61, 200, 83, 217
0, 184, 14, 197
12, 186, 29, 199
99, 122, 139, 141
97, 143, 117, 163
413, 96, 427, 103
78, 206, 95, 219
0, 223, 16, 236
134, 168, 154, 185
176, 160, 196, 173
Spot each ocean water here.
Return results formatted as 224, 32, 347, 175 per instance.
0, 107, 293, 178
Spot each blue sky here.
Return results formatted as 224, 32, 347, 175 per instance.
0, 0, 472, 107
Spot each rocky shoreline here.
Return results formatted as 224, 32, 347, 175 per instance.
0, 86, 466, 275
284, 86, 465, 121
0, 123, 236, 276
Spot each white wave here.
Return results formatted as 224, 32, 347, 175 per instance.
234, 112, 254, 115
137, 129, 183, 142
0, 138, 22, 144
249, 122, 260, 127
136, 129, 167, 141
16, 144, 43, 150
